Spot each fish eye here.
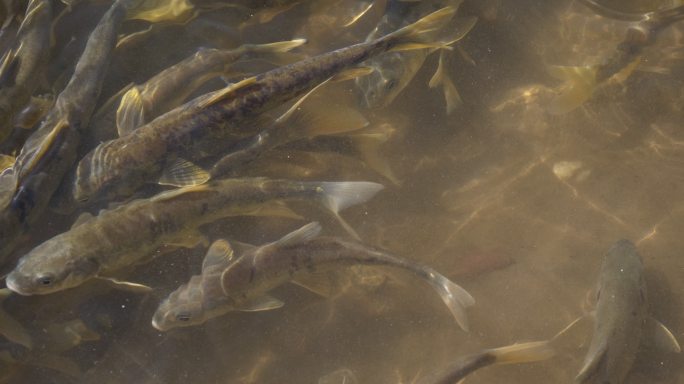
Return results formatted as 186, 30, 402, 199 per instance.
175, 313, 191, 322
36, 274, 54, 286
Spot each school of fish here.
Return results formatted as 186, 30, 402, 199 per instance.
0, 0, 681, 383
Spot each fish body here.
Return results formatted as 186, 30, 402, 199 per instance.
0, 0, 133, 264
0, 0, 51, 143
114, 40, 306, 137
356, 0, 433, 109
356, 0, 474, 110
152, 222, 474, 332
6, 178, 383, 295
548, 4, 684, 114
575, 239, 680, 383
72, 6, 458, 204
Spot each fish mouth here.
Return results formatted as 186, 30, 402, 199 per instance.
5, 273, 33, 296
151, 315, 168, 332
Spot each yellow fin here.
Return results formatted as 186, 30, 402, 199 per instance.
389, 6, 457, 43
389, 42, 452, 52
197, 76, 257, 109
0, 169, 17, 209
429, 51, 462, 115
158, 158, 210, 187
235, 200, 303, 220
341, 0, 375, 27
116, 24, 155, 49
0, 154, 15, 171
126, 0, 195, 23
295, 102, 369, 137
164, 230, 209, 249
95, 277, 153, 294
275, 79, 331, 124
331, 66, 374, 82
488, 340, 555, 365
150, 183, 210, 202
292, 270, 338, 298
116, 86, 146, 136
546, 65, 598, 115
351, 123, 400, 185
246, 38, 307, 54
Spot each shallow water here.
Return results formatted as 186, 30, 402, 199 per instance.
2, 0, 684, 383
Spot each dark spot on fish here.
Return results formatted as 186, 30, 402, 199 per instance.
11, 185, 35, 222
200, 202, 208, 215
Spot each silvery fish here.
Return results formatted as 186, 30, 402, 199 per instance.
0, 0, 138, 266
0, 0, 51, 144
71, 6, 460, 205
6, 179, 383, 295
547, 3, 684, 114
152, 222, 474, 332
574, 240, 680, 383
417, 341, 554, 384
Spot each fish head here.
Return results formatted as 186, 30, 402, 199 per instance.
356, 51, 428, 109
152, 277, 213, 331
6, 242, 99, 295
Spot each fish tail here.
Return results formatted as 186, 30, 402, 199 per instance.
382, 6, 458, 51
425, 268, 475, 331
486, 340, 555, 365
317, 181, 384, 240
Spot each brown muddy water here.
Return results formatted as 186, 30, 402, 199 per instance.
2, 0, 684, 383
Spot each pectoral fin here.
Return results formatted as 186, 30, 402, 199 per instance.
429, 51, 462, 115
235, 295, 284, 312
202, 239, 235, 272
642, 317, 681, 353
158, 158, 210, 187
116, 86, 146, 136
273, 222, 322, 247
292, 270, 338, 298
575, 338, 608, 383
95, 277, 153, 294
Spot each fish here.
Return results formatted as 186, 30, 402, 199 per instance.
573, 240, 680, 383
0, 0, 52, 144
355, 0, 476, 111
417, 341, 555, 384
71, 5, 461, 205
6, 178, 383, 295
547, 3, 684, 114
0, 0, 134, 267
0, 0, 188, 265
114, 39, 307, 138
152, 222, 474, 332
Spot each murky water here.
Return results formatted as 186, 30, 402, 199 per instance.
2, 0, 684, 383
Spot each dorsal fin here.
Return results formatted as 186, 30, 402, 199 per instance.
197, 76, 257, 109
272, 222, 322, 247
202, 239, 235, 272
